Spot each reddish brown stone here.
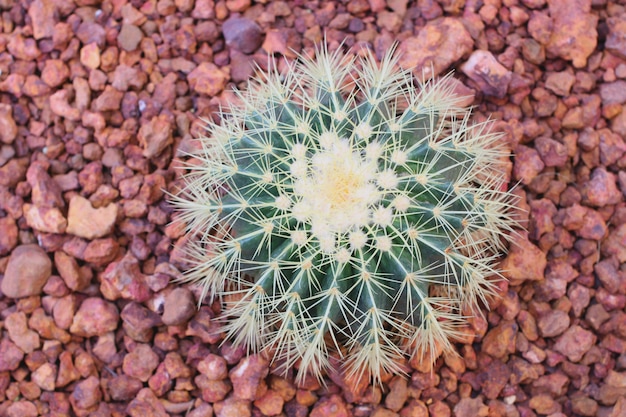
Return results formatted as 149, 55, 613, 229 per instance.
310, 395, 350, 417
187, 62, 228, 96
70, 298, 119, 338
0, 338, 25, 372
138, 115, 173, 158
83, 238, 120, 266
546, 0, 597, 68
1, 244, 52, 299
0, 104, 18, 144
230, 355, 269, 400
100, 252, 152, 302
122, 344, 159, 382
553, 325, 595, 362
5, 312, 40, 354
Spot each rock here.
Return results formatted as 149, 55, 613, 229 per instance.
198, 354, 229, 380
70, 376, 102, 411
213, 397, 252, 417
0, 216, 18, 256
453, 397, 489, 417
230, 355, 269, 400
544, 71, 576, 96
6, 401, 38, 417
600, 80, 626, 106
50, 90, 81, 121
41, 59, 69, 88
108, 375, 143, 401
537, 310, 570, 338
606, 15, 626, 59
118, 24, 143, 51
461, 50, 511, 98
0, 103, 18, 144
121, 301, 162, 342
385, 376, 409, 412
31, 363, 57, 391
223, 17, 263, 54
481, 320, 518, 359
162, 287, 196, 325
499, 231, 547, 285
310, 395, 351, 417
529, 394, 561, 414
0, 338, 24, 371
262, 29, 298, 58
100, 252, 152, 302
54, 250, 89, 291
553, 325, 595, 362
254, 389, 284, 416
127, 388, 169, 417
581, 168, 621, 207
80, 42, 101, 69
66, 195, 117, 239
571, 395, 598, 416
1, 244, 52, 298
92, 86, 124, 112
123, 344, 159, 382
398, 17, 473, 77
28, 0, 56, 39
513, 144, 544, 184
138, 115, 173, 158
534, 137, 568, 168
83, 238, 120, 265
188, 62, 228, 96
70, 298, 119, 337
546, 0, 597, 68
56, 351, 81, 388
23, 204, 67, 234
5, 311, 40, 353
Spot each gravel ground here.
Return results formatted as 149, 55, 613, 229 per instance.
1, 0, 626, 416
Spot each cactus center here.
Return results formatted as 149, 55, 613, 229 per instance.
292, 139, 380, 250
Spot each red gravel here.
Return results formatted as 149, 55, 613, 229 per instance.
1, 0, 626, 416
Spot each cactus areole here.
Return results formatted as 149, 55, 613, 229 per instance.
172, 47, 518, 384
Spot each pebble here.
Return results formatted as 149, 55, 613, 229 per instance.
70, 375, 102, 411
0, 104, 18, 144
0, 216, 18, 255
481, 320, 518, 359
214, 397, 252, 417
118, 24, 143, 51
310, 395, 351, 417
499, 232, 547, 285
537, 310, 570, 338
162, 287, 196, 325
138, 115, 173, 158
553, 325, 595, 362
122, 344, 159, 382
1, 244, 52, 299
461, 50, 511, 98
187, 62, 228, 96
545, 0, 597, 68
28, 0, 56, 40
5, 311, 40, 353
23, 204, 67, 234
606, 16, 626, 59
69, 298, 119, 338
398, 18, 473, 77
223, 17, 263, 54
581, 167, 621, 207
230, 355, 269, 400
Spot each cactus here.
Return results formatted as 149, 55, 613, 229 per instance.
171, 46, 518, 384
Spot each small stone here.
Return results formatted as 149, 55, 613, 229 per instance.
162, 287, 196, 325
70, 298, 119, 337
127, 388, 169, 417
65, 195, 117, 240
230, 355, 269, 400
198, 354, 229, 380
6, 401, 38, 417
0, 216, 18, 256
453, 397, 489, 417
213, 397, 251, 417
546, 0, 597, 68
571, 395, 598, 416
581, 167, 621, 207
121, 301, 162, 342
123, 344, 159, 382
23, 204, 67, 234
118, 24, 143, 51
398, 18, 473, 77
5, 311, 40, 353
70, 376, 102, 411
31, 363, 57, 391
499, 232, 547, 285
83, 238, 120, 266
553, 325, 595, 362
108, 375, 143, 401
100, 252, 152, 302
513, 144, 544, 184
80, 43, 101, 70
54, 251, 88, 291
544, 71, 576, 96
534, 137, 568, 167
41, 59, 69, 88
606, 16, 626, 59
56, 351, 80, 388
537, 310, 570, 338
529, 394, 561, 415
138, 114, 173, 158
310, 395, 350, 417
461, 50, 511, 98
0, 103, 18, 144
385, 376, 409, 412
223, 17, 263, 54
254, 389, 284, 416
50, 90, 81, 121
187, 62, 228, 96
482, 320, 518, 359
28, 0, 56, 39
0, 338, 25, 371
1, 244, 52, 299
92, 86, 124, 112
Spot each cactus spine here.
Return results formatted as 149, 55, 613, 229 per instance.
172, 46, 518, 384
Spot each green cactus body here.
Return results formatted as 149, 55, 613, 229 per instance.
172, 46, 518, 384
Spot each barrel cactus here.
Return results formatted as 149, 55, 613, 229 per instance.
172, 46, 517, 384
